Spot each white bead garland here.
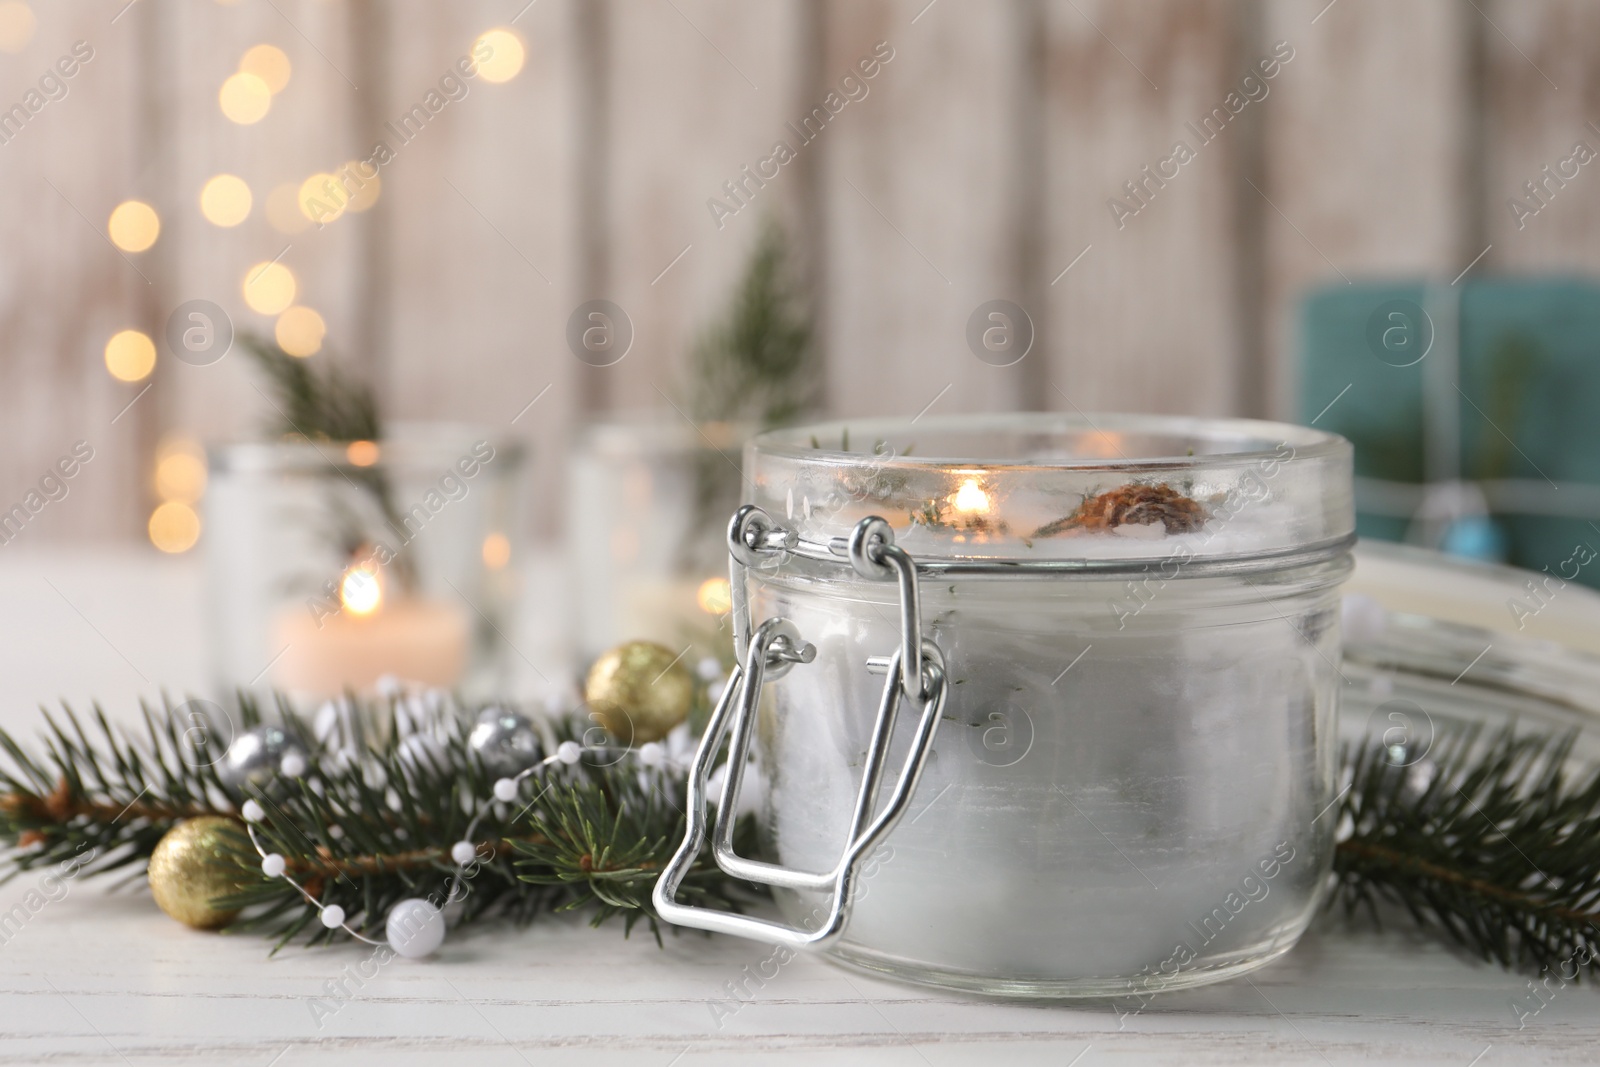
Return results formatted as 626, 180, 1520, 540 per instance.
237, 726, 677, 963
386, 898, 445, 958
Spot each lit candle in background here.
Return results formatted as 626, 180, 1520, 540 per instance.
340, 563, 381, 616
272, 559, 470, 696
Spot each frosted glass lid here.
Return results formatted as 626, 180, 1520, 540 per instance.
745, 414, 1354, 564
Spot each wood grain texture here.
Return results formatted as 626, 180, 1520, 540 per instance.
0, 3, 154, 544
602, 0, 807, 413
376, 0, 575, 538
2, 0, 1600, 541
1041, 0, 1245, 418
158, 0, 368, 453
0, 866, 1596, 1064
1258, 0, 1472, 417
821, 0, 1033, 420
1481, 0, 1600, 272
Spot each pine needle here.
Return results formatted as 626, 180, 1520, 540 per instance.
1333, 723, 1600, 979
6, 688, 1600, 976
0, 695, 758, 947
686, 217, 814, 426
240, 334, 380, 444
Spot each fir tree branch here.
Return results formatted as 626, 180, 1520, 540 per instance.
239, 333, 420, 590
8, 689, 1600, 977
240, 334, 381, 444
0, 693, 758, 948
1333, 723, 1600, 979
686, 217, 814, 426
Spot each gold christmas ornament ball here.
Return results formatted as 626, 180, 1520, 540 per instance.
585, 640, 695, 745
148, 816, 255, 930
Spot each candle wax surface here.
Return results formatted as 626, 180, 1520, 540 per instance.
272, 598, 470, 696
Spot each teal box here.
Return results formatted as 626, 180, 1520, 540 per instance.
1298, 277, 1600, 588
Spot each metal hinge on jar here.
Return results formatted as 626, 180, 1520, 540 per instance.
652, 507, 948, 949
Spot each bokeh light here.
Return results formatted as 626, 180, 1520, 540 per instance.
697, 576, 733, 615
346, 439, 380, 467
155, 444, 207, 503
242, 261, 296, 315
482, 532, 511, 570
0, 2, 35, 53
474, 29, 525, 84
107, 201, 160, 253
340, 162, 381, 212
298, 173, 346, 224
239, 44, 291, 94
219, 71, 272, 124
275, 305, 325, 357
104, 330, 156, 382
265, 183, 312, 234
199, 174, 252, 227
149, 501, 201, 554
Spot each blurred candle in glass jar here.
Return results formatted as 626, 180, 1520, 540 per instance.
272, 560, 469, 696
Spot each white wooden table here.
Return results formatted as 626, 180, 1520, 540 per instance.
1, 548, 1596, 1066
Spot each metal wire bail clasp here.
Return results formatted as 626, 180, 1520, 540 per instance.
653, 510, 949, 950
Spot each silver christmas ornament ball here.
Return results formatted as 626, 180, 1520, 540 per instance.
468, 707, 542, 777
218, 724, 309, 796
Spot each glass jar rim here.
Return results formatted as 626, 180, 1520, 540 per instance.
208, 421, 523, 475
746, 413, 1354, 568
751, 413, 1347, 471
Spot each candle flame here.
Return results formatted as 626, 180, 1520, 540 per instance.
952, 478, 991, 515
340, 564, 382, 616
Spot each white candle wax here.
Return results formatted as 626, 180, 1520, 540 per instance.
758, 554, 1336, 992
272, 598, 470, 696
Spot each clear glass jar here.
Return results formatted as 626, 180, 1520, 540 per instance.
568, 416, 750, 666
204, 423, 525, 701
663, 414, 1355, 997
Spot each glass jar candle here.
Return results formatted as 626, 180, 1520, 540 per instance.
567, 416, 750, 666
205, 423, 525, 701
656, 414, 1354, 997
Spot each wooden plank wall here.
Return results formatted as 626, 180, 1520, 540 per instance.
0, 0, 1595, 543
0, 4, 153, 543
